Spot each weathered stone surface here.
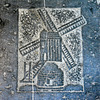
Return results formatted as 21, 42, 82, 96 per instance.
0, 0, 99, 100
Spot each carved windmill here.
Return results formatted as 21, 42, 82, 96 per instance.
19, 8, 87, 82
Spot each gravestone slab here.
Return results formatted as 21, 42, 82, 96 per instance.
0, 0, 99, 100
18, 8, 87, 93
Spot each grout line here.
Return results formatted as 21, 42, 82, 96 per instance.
44, 0, 46, 8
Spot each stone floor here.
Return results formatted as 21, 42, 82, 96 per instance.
0, 0, 100, 100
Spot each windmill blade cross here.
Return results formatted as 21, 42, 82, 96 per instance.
19, 9, 86, 70
38, 8, 77, 69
